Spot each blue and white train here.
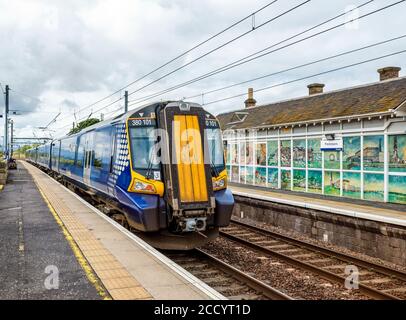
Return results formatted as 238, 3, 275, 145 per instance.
27, 101, 234, 249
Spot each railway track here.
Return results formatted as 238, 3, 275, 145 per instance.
220, 219, 406, 300
165, 249, 293, 300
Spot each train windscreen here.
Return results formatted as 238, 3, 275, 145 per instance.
207, 127, 225, 174
129, 126, 160, 171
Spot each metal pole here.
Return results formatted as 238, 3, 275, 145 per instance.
4, 85, 9, 159
10, 119, 13, 158
124, 90, 128, 113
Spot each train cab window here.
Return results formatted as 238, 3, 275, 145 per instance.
207, 128, 225, 174
129, 126, 160, 170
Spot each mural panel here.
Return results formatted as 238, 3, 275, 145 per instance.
293, 169, 306, 191
307, 139, 322, 168
230, 143, 238, 164
267, 168, 278, 188
255, 167, 267, 186
363, 135, 384, 171
239, 142, 246, 165
231, 166, 239, 182
225, 144, 230, 165
363, 173, 384, 202
256, 143, 267, 166
324, 151, 341, 170
324, 171, 340, 196
245, 166, 254, 184
281, 169, 291, 190
246, 142, 254, 165
389, 175, 406, 204
267, 140, 278, 166
308, 170, 322, 193
280, 140, 291, 167
293, 139, 306, 168
388, 134, 406, 172
343, 136, 361, 170
226, 165, 231, 179
239, 166, 246, 184
342, 172, 361, 199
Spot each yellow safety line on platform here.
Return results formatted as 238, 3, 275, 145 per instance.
36, 184, 111, 300
0, 185, 4, 192
23, 162, 152, 300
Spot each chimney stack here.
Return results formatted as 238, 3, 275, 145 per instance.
244, 88, 257, 108
377, 66, 401, 81
307, 83, 325, 95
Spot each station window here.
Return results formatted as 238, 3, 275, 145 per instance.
293, 139, 306, 168
308, 170, 322, 194
267, 168, 278, 189
267, 140, 278, 167
342, 172, 361, 199
280, 140, 291, 167
281, 169, 291, 190
293, 169, 306, 192
307, 139, 322, 169
388, 175, 406, 204
255, 167, 266, 186
363, 135, 384, 172
324, 171, 340, 196
388, 134, 406, 173
343, 136, 361, 170
324, 151, 340, 170
363, 173, 384, 202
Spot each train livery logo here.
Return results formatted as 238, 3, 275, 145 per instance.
108, 123, 130, 188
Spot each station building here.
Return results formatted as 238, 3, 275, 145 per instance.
217, 66, 406, 205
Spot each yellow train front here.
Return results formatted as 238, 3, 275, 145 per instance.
116, 101, 234, 249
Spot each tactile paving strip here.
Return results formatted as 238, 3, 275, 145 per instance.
23, 162, 152, 300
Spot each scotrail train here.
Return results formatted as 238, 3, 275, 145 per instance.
26, 101, 234, 250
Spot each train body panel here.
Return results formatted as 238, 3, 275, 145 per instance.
26, 101, 234, 249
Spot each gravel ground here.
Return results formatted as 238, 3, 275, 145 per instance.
202, 238, 369, 300
232, 216, 406, 273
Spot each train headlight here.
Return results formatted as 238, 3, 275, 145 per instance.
213, 177, 226, 191
133, 180, 156, 193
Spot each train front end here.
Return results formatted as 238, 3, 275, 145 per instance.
117, 101, 234, 249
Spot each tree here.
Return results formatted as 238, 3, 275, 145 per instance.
68, 118, 100, 135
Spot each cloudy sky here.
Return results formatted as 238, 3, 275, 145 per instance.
1, 0, 405, 143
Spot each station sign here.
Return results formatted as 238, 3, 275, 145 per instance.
320, 138, 343, 151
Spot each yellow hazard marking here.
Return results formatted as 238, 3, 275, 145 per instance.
35, 186, 111, 300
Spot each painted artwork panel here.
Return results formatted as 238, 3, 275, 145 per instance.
246, 142, 254, 165
388, 134, 406, 172
281, 169, 291, 190
280, 140, 291, 167
255, 167, 267, 186
231, 166, 239, 182
342, 172, 361, 199
239, 142, 246, 165
389, 175, 406, 204
267, 140, 278, 166
256, 143, 267, 166
343, 136, 361, 170
308, 170, 322, 193
245, 166, 254, 184
363, 173, 384, 202
307, 139, 322, 168
225, 144, 230, 165
363, 135, 384, 171
267, 168, 278, 189
324, 151, 341, 170
293, 139, 306, 168
240, 166, 246, 184
230, 143, 238, 165
324, 171, 340, 196
226, 166, 231, 181
293, 169, 306, 191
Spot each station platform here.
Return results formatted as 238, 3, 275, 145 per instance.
0, 161, 224, 300
229, 184, 406, 227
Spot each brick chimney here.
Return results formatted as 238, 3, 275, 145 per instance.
377, 66, 401, 81
307, 83, 325, 95
244, 88, 256, 108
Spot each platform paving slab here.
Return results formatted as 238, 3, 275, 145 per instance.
0, 166, 102, 300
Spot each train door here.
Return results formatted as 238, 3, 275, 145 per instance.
159, 103, 215, 214
83, 132, 94, 186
